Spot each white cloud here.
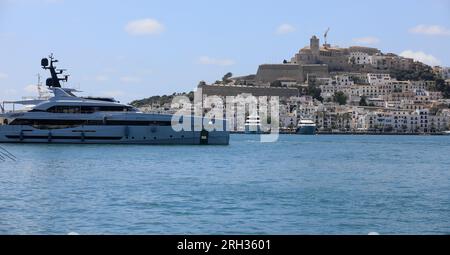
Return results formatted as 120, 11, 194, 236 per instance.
198, 56, 235, 66
400, 50, 441, 66
352, 36, 380, 45
0, 72, 8, 80
409, 25, 450, 36
276, 24, 296, 35
120, 76, 142, 83
24, 84, 38, 94
125, 18, 165, 36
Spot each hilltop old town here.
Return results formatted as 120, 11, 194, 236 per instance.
132, 35, 450, 134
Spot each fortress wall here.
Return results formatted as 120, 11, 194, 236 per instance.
300, 65, 329, 80
254, 63, 332, 83
348, 46, 380, 55
255, 64, 302, 83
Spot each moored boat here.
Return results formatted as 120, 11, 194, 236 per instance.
296, 118, 316, 135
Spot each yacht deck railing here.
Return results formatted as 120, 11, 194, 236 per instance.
1, 101, 29, 114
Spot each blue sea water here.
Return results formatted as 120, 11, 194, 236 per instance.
0, 134, 450, 234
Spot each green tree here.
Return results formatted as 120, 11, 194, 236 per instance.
391, 68, 435, 81
222, 72, 233, 84
333, 91, 348, 105
359, 96, 368, 106
270, 80, 282, 87
435, 79, 450, 98
307, 83, 323, 102
349, 56, 356, 65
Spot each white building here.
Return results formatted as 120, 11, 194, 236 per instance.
319, 75, 354, 100
349, 52, 372, 65
281, 112, 297, 129
335, 74, 354, 86
365, 109, 448, 133
367, 73, 391, 86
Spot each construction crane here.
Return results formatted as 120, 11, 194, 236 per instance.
324, 27, 330, 46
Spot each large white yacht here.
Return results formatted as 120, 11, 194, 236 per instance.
0, 55, 229, 145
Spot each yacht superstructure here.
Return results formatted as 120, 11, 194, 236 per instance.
244, 115, 262, 134
0, 55, 229, 145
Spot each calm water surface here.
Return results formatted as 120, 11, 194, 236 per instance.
0, 135, 449, 234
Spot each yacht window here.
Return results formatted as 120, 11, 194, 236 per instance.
9, 118, 171, 127
9, 119, 86, 130
46, 106, 81, 113
46, 105, 136, 113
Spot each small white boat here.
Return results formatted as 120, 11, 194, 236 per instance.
244, 115, 261, 134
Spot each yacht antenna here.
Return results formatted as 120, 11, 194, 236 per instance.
36, 73, 43, 98
41, 54, 70, 88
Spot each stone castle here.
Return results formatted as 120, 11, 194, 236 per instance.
252, 35, 425, 85
196, 34, 432, 99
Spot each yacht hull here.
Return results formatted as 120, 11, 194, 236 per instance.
244, 125, 262, 134
296, 126, 316, 135
0, 125, 230, 145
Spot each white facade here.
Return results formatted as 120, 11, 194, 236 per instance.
335, 74, 354, 86
281, 113, 297, 129
363, 109, 449, 133
319, 75, 354, 100
367, 73, 391, 86
349, 52, 372, 65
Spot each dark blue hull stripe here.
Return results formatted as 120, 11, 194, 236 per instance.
6, 135, 123, 140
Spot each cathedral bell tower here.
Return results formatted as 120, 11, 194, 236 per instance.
310, 35, 320, 57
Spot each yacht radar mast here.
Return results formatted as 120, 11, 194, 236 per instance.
41, 54, 70, 88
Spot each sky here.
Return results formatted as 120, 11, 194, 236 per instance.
0, 0, 449, 103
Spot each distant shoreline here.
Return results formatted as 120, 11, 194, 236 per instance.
316, 132, 446, 136
231, 131, 448, 136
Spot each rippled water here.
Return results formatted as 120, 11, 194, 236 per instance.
1, 134, 450, 234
